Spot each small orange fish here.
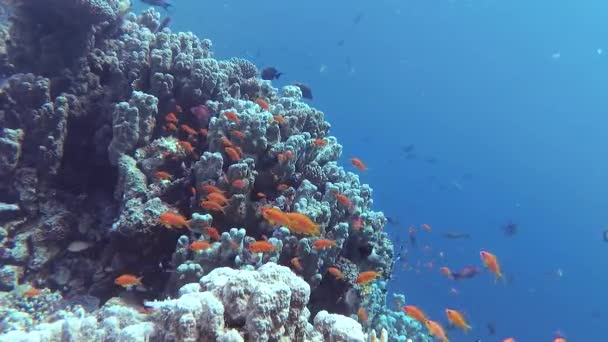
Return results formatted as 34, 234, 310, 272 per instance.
207, 192, 229, 205
190, 240, 212, 251
355, 271, 380, 284
284, 212, 320, 236
179, 140, 195, 155
424, 319, 449, 342
503, 338, 516, 342
232, 179, 249, 189
199, 128, 208, 137
200, 200, 226, 213
421, 223, 432, 231
180, 124, 198, 136
230, 130, 246, 139
248, 240, 277, 253
445, 309, 471, 333
313, 239, 337, 250
334, 193, 353, 208
256, 98, 270, 110
115, 274, 142, 288
439, 266, 453, 279
312, 138, 327, 147
201, 184, 224, 194
350, 157, 368, 171
165, 112, 178, 123
165, 122, 177, 132
277, 184, 290, 191
206, 227, 220, 241
553, 332, 566, 342
327, 267, 344, 280
23, 287, 41, 297
224, 111, 240, 123
159, 212, 191, 229
403, 305, 427, 322
225, 147, 241, 161
291, 257, 303, 271
273, 115, 286, 124
261, 207, 291, 227
218, 136, 234, 147
154, 171, 173, 181
480, 250, 504, 281
357, 307, 368, 323
256, 192, 267, 199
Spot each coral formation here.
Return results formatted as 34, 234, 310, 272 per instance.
0, 0, 428, 341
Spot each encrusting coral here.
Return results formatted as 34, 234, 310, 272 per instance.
0, 0, 428, 341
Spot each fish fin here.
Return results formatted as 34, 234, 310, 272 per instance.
185, 220, 192, 229
276, 73, 283, 79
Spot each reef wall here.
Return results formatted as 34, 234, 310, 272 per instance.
0, 0, 429, 341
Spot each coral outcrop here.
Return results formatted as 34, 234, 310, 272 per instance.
0, 0, 427, 341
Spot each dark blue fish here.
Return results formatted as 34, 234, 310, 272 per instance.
140, 0, 171, 11
261, 67, 282, 80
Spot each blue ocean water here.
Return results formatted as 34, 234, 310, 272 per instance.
135, 0, 608, 340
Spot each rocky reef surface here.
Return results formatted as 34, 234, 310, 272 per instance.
0, 0, 430, 341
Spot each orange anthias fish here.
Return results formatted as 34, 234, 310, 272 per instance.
285, 212, 320, 236
207, 192, 229, 205
312, 138, 327, 147
421, 223, 432, 231
190, 240, 212, 251
165, 112, 178, 123
273, 115, 286, 124
261, 207, 291, 227
327, 267, 344, 280
201, 184, 225, 194
23, 287, 41, 297
424, 319, 449, 342
248, 241, 277, 253
200, 200, 226, 213
439, 266, 453, 279
206, 227, 220, 241
256, 98, 270, 110
445, 309, 471, 333
154, 171, 173, 181
553, 332, 567, 342
334, 193, 353, 209
115, 274, 142, 289
159, 212, 191, 229
355, 271, 380, 285
357, 307, 368, 323
232, 179, 249, 189
350, 157, 368, 171
291, 257, 303, 271
403, 305, 427, 323
223, 111, 240, 123
480, 250, 504, 281
225, 147, 241, 161
503, 338, 516, 342
313, 239, 337, 250
180, 124, 198, 136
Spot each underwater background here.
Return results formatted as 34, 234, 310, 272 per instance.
142, 0, 608, 340
0, 0, 606, 340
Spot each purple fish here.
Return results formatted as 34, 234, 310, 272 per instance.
452, 265, 480, 280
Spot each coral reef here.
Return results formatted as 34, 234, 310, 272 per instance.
0, 0, 427, 341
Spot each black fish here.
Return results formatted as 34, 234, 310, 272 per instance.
402, 144, 415, 153
353, 13, 363, 25
443, 232, 471, 239
293, 82, 313, 100
140, 0, 171, 11
261, 67, 282, 80
155, 16, 171, 33
603, 229, 608, 242
486, 322, 496, 335
386, 216, 400, 225
501, 220, 518, 237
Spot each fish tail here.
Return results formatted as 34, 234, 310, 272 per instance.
185, 220, 192, 229
276, 73, 283, 79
